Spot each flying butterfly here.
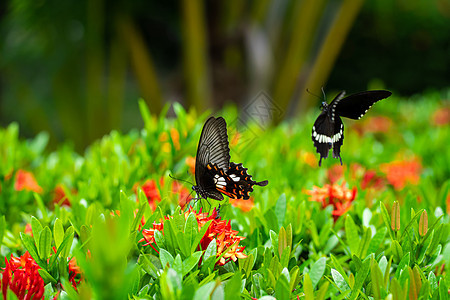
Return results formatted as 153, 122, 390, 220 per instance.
312, 90, 392, 166
192, 116, 268, 202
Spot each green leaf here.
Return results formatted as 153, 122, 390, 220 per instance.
20, 232, 46, 269
154, 229, 165, 249
391, 240, 404, 263
275, 273, 290, 300
203, 239, 217, 263
370, 259, 384, 299
53, 218, 64, 249
303, 273, 314, 300
224, 272, 243, 299
351, 257, 370, 300
138, 99, 152, 128
316, 281, 330, 300
310, 257, 326, 289
394, 252, 410, 279
38, 268, 57, 284
345, 215, 359, 256
275, 194, 287, 230
389, 278, 405, 300
177, 231, 190, 258
131, 202, 147, 232
380, 202, 395, 241
367, 227, 387, 254
185, 212, 198, 251
438, 277, 448, 300
330, 254, 349, 284
400, 209, 423, 241
193, 281, 216, 300
61, 226, 74, 258
38, 227, 52, 261
428, 271, 437, 291
49, 231, 75, 269
182, 251, 202, 277
160, 248, 175, 269
331, 269, 350, 292
173, 254, 183, 275
192, 220, 213, 252
239, 253, 255, 278
31, 216, 44, 250
0, 215, 5, 246
357, 226, 371, 259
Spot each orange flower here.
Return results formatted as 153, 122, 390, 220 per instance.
185, 156, 196, 175
230, 197, 254, 212
170, 128, 180, 151
1, 252, 45, 300
380, 158, 422, 190
431, 106, 450, 126
298, 151, 317, 168
139, 208, 247, 266
14, 169, 43, 193
305, 182, 357, 221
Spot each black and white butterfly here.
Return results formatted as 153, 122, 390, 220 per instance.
192, 116, 268, 201
312, 90, 392, 166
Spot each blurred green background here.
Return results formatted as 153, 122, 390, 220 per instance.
1, 0, 449, 150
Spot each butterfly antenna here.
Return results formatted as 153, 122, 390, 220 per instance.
320, 86, 327, 101
306, 88, 325, 102
169, 173, 194, 186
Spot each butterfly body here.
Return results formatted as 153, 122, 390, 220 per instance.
193, 117, 268, 202
312, 90, 392, 166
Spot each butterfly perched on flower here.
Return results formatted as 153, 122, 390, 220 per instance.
192, 116, 268, 201
312, 90, 392, 166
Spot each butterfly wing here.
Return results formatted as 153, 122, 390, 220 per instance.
194, 117, 230, 200
312, 113, 334, 166
331, 90, 392, 120
332, 116, 344, 165
215, 162, 268, 200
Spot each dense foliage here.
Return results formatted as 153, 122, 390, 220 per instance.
0, 91, 449, 299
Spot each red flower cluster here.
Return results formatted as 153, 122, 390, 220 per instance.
134, 178, 190, 210
14, 170, 43, 194
305, 182, 357, 220
380, 158, 422, 190
140, 208, 247, 266
1, 252, 44, 300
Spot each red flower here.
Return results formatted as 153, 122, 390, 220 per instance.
327, 164, 345, 184
305, 182, 357, 221
361, 170, 386, 190
53, 185, 76, 207
14, 170, 43, 194
139, 208, 247, 266
380, 158, 422, 190
1, 252, 44, 300
134, 179, 162, 211
68, 257, 82, 290
431, 106, 450, 126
